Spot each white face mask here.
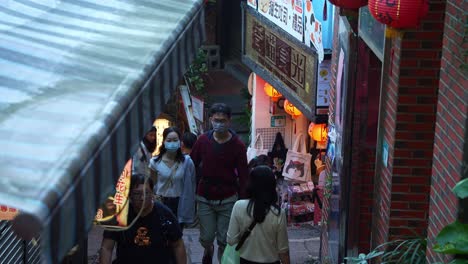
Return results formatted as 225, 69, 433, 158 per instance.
164, 141, 180, 152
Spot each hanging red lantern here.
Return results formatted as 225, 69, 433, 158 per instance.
264, 83, 282, 102
283, 99, 302, 118
328, 0, 367, 9
368, 0, 429, 29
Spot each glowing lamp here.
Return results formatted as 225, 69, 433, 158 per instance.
308, 123, 328, 142
283, 99, 302, 118
264, 83, 282, 102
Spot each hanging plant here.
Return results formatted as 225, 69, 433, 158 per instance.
185, 49, 209, 99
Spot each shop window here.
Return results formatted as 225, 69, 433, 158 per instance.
358, 6, 385, 60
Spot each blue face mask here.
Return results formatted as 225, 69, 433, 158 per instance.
164, 141, 180, 152
212, 121, 228, 133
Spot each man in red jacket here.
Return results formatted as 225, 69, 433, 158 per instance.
190, 103, 248, 264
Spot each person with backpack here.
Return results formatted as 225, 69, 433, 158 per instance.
99, 174, 187, 264
190, 103, 249, 264
226, 165, 290, 264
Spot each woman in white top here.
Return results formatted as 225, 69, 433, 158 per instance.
227, 165, 290, 264
149, 127, 196, 227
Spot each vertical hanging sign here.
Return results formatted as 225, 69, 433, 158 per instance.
316, 59, 331, 115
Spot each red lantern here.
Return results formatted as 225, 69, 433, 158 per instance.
369, 0, 429, 29
328, 0, 367, 9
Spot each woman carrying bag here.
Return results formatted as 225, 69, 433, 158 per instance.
149, 127, 197, 228
226, 166, 290, 264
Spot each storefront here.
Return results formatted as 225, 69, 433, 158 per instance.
320, 5, 386, 263
241, 0, 334, 229
0, 0, 205, 263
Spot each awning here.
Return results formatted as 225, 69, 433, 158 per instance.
0, 0, 205, 262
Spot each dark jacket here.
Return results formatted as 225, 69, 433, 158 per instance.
190, 130, 248, 200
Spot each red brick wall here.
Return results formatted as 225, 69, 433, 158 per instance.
372, 0, 446, 250
426, 0, 467, 262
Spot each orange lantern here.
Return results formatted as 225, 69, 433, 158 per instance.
328, 0, 368, 9
308, 123, 328, 142
283, 99, 301, 118
264, 83, 282, 102
369, 0, 429, 29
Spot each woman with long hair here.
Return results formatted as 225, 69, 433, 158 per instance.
149, 127, 196, 227
226, 165, 290, 264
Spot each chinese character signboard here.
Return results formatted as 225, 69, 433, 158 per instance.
244, 9, 317, 119
258, 0, 304, 41
0, 205, 19, 220
94, 159, 132, 227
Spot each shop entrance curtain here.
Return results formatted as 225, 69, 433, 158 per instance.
0, 0, 205, 263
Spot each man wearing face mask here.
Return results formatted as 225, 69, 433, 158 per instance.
133, 126, 157, 178
149, 127, 197, 228
190, 103, 248, 264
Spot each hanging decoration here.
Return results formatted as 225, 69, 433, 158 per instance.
283, 99, 302, 119
308, 122, 328, 149
327, 0, 367, 9
369, 0, 429, 36
264, 82, 282, 102
308, 123, 328, 142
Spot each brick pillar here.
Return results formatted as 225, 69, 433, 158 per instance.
426, 0, 468, 262
371, 0, 446, 249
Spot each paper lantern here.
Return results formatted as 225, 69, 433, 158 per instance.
328, 0, 367, 9
283, 99, 302, 118
308, 123, 328, 142
264, 83, 282, 102
369, 0, 429, 29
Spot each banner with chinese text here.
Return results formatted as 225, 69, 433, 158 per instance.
258, 0, 304, 41
244, 9, 317, 119
94, 159, 132, 227
0, 205, 19, 220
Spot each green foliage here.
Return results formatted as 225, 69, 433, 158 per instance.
453, 178, 468, 199
185, 49, 208, 99
377, 238, 427, 264
344, 237, 427, 264
434, 221, 468, 255
448, 259, 468, 264
432, 168, 468, 262
344, 251, 384, 264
